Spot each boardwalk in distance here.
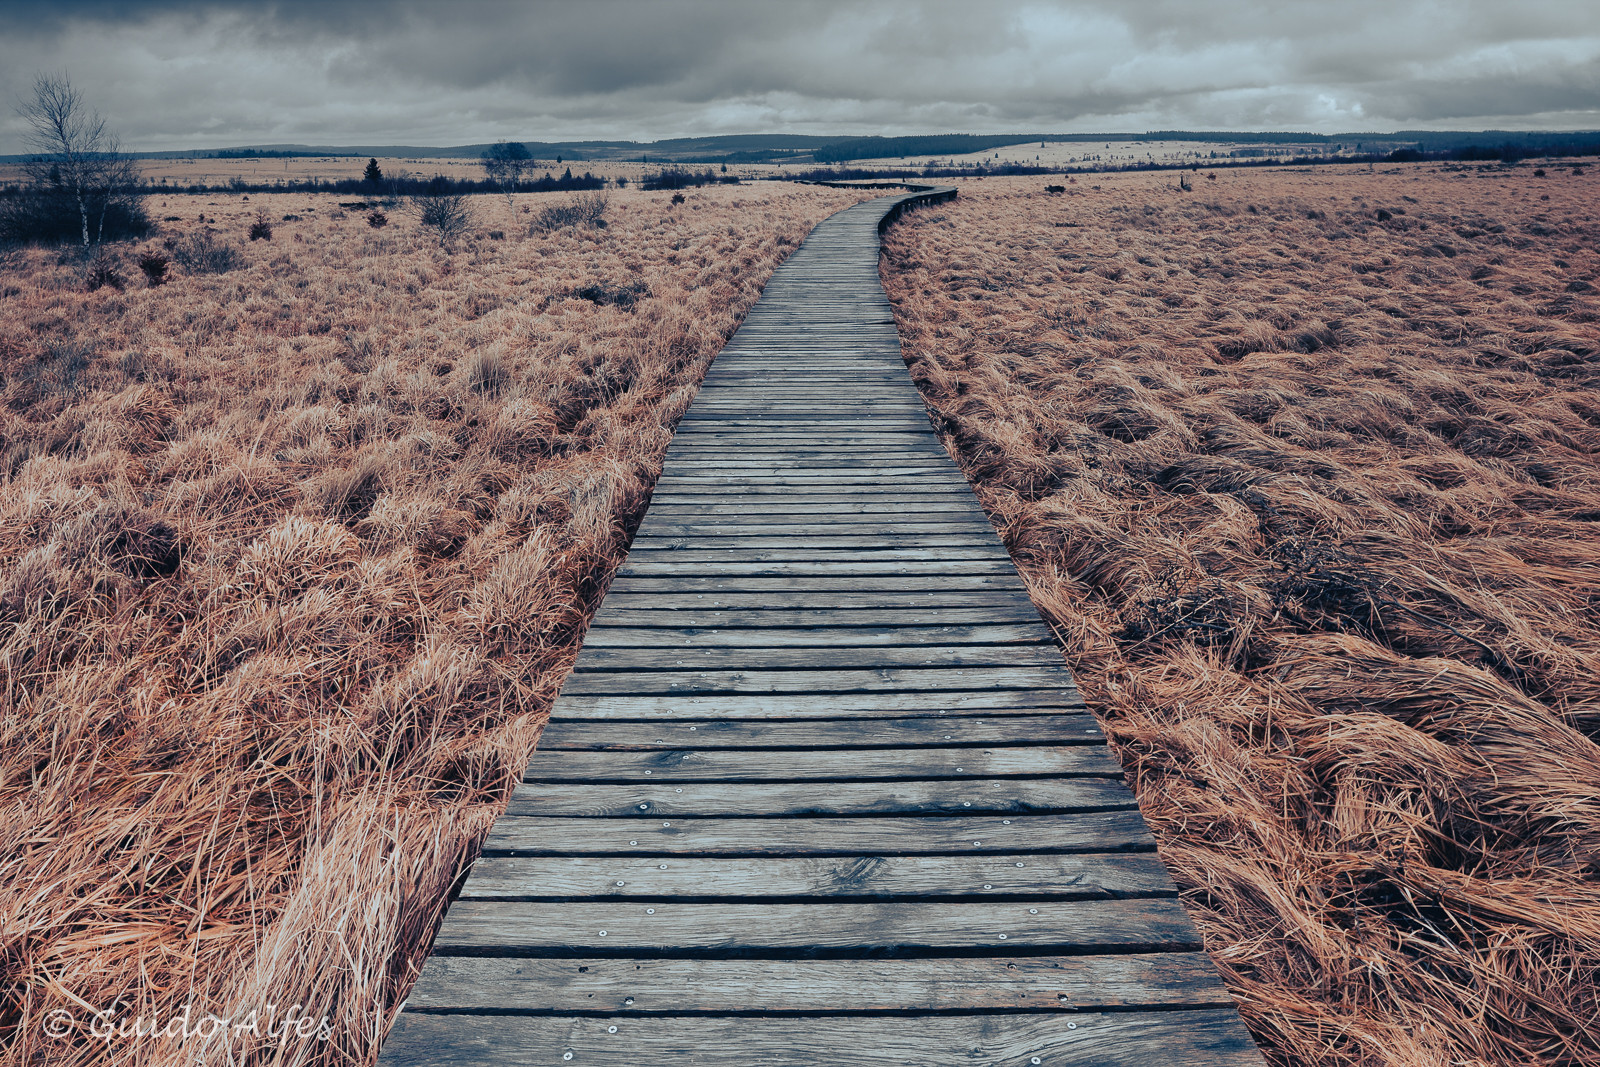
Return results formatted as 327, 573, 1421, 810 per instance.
379, 189, 1265, 1065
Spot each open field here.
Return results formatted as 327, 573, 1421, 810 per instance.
0, 183, 874, 1066
881, 164, 1600, 1067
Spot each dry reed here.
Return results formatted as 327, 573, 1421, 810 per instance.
881, 164, 1600, 1067
0, 183, 873, 1066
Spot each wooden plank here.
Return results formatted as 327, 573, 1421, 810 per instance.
624, 537, 1011, 553
382, 1011, 1266, 1067
621, 543, 1010, 558
522, 745, 1121, 783
612, 560, 1019, 578
460, 853, 1175, 901
430, 898, 1202, 953
553, 690, 1085, 719
570, 645, 1064, 672
556, 666, 1076, 696
503, 777, 1133, 817
585, 607, 1048, 628
576, 624, 1051, 647
402, 953, 1233, 1012
603, 576, 1025, 593
535, 715, 1104, 750
629, 523, 1001, 538
641, 498, 989, 512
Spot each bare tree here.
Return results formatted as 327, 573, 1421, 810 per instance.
18, 73, 143, 247
481, 141, 533, 208
410, 194, 475, 248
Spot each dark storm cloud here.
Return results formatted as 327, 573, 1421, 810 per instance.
1, 0, 1596, 151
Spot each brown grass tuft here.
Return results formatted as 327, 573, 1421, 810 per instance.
0, 183, 875, 1066
882, 164, 1600, 1067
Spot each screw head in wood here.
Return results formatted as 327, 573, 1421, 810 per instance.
608, 1026, 618, 1034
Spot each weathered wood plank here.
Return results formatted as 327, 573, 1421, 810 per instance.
535, 715, 1104, 750
576, 624, 1051, 647
432, 898, 1201, 953
383, 1011, 1265, 1067
503, 777, 1133, 817
553, 689, 1085, 719
402, 953, 1232, 1013
522, 745, 1120, 783
603, 575, 1025, 593
612, 560, 1020, 578
584, 607, 1049, 628
482, 811, 1154, 857
570, 644, 1065, 672
460, 852, 1175, 901
557, 665, 1076, 696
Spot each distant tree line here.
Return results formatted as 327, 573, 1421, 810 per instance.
814, 134, 1047, 164
639, 167, 742, 190
135, 168, 606, 197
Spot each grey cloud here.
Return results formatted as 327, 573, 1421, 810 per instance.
0, 0, 1596, 152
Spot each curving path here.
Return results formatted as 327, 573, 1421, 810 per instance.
378, 189, 1265, 1066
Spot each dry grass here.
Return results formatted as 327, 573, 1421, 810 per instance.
882, 164, 1600, 1067
0, 183, 873, 1066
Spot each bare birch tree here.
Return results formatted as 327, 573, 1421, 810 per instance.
19, 74, 142, 247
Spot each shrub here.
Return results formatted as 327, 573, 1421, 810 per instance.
248, 210, 273, 241
670, 192, 686, 206
572, 280, 649, 309
1045, 184, 1066, 194
84, 251, 124, 292
530, 192, 609, 234
172, 231, 242, 274
137, 251, 170, 286
411, 194, 474, 246
367, 211, 388, 228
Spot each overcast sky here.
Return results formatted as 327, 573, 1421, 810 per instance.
1, 0, 1597, 152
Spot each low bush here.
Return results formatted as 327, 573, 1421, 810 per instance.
530, 192, 609, 233
84, 250, 124, 292
411, 194, 474, 246
171, 231, 242, 274
137, 251, 170, 286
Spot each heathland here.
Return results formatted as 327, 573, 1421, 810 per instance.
2, 160, 1597, 1067
0, 183, 873, 1066
881, 163, 1599, 1067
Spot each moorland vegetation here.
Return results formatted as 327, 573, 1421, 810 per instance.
0, 182, 872, 1066
882, 165, 1600, 1067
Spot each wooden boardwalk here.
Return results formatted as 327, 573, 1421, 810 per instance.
380, 190, 1265, 1066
